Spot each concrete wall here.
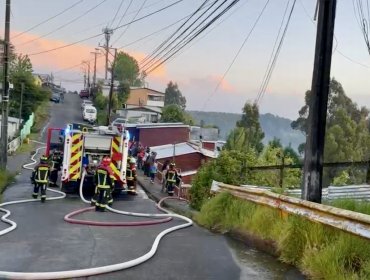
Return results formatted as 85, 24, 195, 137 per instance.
0, 118, 20, 140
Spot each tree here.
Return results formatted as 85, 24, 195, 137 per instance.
8, 54, 49, 121
291, 78, 370, 185
229, 102, 264, 153
164, 81, 186, 109
114, 51, 142, 86
161, 104, 185, 123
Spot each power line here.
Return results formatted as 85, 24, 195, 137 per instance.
141, 0, 228, 71
256, 0, 297, 104
140, 0, 212, 65
113, 0, 148, 46
27, 0, 184, 57
301, 0, 370, 68
109, 0, 126, 28
143, 0, 241, 74
54, 14, 192, 74
200, 0, 270, 111
18, 0, 108, 47
257, 0, 291, 100
115, 0, 134, 28
12, 0, 84, 39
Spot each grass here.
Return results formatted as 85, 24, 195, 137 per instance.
31, 101, 50, 133
0, 170, 15, 201
196, 192, 370, 279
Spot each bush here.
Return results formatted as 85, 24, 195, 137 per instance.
0, 170, 14, 198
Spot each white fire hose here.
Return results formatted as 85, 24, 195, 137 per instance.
0, 143, 193, 279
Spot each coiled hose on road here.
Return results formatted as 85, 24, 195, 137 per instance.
0, 143, 193, 279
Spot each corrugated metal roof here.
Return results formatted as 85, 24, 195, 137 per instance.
150, 142, 198, 159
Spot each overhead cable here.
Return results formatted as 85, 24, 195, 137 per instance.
12, 0, 84, 39
255, 0, 297, 104
143, 0, 241, 74
200, 0, 270, 111
18, 0, 108, 47
27, 0, 184, 56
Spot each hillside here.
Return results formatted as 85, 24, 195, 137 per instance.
187, 111, 305, 151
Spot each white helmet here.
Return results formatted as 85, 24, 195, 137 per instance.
129, 157, 136, 164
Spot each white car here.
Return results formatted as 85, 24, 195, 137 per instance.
83, 105, 97, 123
81, 100, 93, 110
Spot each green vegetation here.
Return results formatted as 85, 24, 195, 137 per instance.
187, 110, 305, 151
32, 101, 50, 133
9, 54, 51, 122
0, 170, 15, 200
164, 81, 186, 110
196, 192, 370, 279
292, 78, 370, 186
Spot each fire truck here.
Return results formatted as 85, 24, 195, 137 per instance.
46, 123, 130, 196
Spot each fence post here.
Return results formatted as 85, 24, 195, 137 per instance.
367, 160, 370, 184
280, 156, 285, 188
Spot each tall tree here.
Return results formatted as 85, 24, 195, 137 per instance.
164, 81, 186, 109
114, 51, 142, 86
232, 102, 265, 153
292, 78, 370, 185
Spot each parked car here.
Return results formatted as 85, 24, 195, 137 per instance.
111, 118, 127, 131
81, 100, 93, 110
79, 89, 89, 98
50, 93, 60, 103
83, 105, 97, 124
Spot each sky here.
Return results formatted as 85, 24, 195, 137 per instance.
2, 0, 370, 120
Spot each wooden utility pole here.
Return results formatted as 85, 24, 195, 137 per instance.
91, 48, 99, 88
0, 0, 11, 169
302, 0, 337, 203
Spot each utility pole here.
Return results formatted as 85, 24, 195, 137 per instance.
302, 0, 337, 203
1, 0, 11, 170
106, 48, 117, 125
83, 72, 86, 89
102, 27, 113, 80
91, 48, 99, 88
18, 82, 24, 130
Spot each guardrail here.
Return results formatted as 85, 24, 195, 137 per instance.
211, 181, 370, 240
7, 137, 21, 155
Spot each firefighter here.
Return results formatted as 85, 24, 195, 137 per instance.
165, 163, 179, 196
92, 156, 115, 212
126, 157, 137, 194
49, 150, 62, 187
31, 155, 50, 203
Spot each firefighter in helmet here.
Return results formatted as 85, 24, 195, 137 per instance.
92, 156, 115, 212
49, 150, 62, 187
126, 157, 137, 194
165, 162, 179, 196
31, 155, 50, 202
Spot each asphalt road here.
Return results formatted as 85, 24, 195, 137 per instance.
0, 94, 241, 280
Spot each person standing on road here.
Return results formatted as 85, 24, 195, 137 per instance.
31, 155, 50, 203
92, 156, 115, 212
126, 157, 137, 194
49, 150, 62, 187
150, 160, 158, 183
161, 160, 170, 192
165, 163, 179, 196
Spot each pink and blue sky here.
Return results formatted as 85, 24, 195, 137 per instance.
2, 0, 370, 119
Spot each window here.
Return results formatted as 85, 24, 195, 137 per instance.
148, 95, 164, 101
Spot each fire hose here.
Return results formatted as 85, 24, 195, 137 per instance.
0, 144, 193, 279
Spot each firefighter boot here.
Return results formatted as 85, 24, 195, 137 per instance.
32, 193, 38, 199
41, 197, 46, 203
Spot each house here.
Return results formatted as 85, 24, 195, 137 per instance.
190, 126, 219, 141
150, 142, 216, 184
126, 123, 190, 147
116, 87, 165, 123
32, 74, 43, 87
0, 115, 21, 140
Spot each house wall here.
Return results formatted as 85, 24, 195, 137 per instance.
0, 120, 19, 140
127, 88, 164, 107
202, 142, 215, 151
139, 127, 189, 147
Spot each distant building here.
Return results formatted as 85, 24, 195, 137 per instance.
150, 142, 216, 184
126, 123, 189, 147
116, 87, 165, 123
0, 115, 21, 140
190, 126, 219, 141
